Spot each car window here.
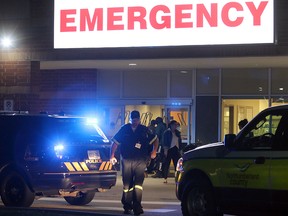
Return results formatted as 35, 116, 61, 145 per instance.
272, 113, 288, 150
251, 115, 281, 137
237, 113, 284, 150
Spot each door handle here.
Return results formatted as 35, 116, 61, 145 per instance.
254, 157, 265, 164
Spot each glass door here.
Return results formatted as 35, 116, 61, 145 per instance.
95, 103, 192, 144
95, 106, 124, 140
164, 106, 191, 144
221, 99, 269, 140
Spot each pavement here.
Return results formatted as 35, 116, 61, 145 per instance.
0, 208, 112, 216
0, 171, 177, 216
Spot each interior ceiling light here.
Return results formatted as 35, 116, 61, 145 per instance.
129, 63, 137, 66
180, 70, 188, 74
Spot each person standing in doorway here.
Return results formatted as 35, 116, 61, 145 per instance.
238, 118, 248, 130
151, 117, 167, 178
148, 119, 157, 135
162, 120, 182, 184
155, 117, 166, 143
146, 119, 157, 174
110, 110, 158, 215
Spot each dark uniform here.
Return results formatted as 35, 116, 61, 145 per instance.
112, 123, 157, 214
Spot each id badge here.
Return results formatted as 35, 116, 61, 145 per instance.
135, 143, 141, 149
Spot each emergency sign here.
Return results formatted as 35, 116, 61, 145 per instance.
54, 0, 274, 48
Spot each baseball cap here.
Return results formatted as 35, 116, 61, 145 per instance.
130, 110, 140, 119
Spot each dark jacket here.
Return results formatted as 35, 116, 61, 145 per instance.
112, 123, 157, 160
162, 128, 182, 150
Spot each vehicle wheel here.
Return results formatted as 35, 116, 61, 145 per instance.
64, 191, 95, 205
181, 181, 220, 216
0, 171, 35, 207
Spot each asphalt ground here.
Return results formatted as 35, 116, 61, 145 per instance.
0, 171, 178, 216
0, 207, 114, 216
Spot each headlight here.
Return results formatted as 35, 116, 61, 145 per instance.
176, 157, 184, 172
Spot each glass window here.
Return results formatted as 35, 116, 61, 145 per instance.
222, 68, 268, 95
97, 70, 121, 98
95, 106, 124, 140
221, 99, 269, 139
271, 68, 288, 94
170, 70, 192, 97
123, 70, 167, 98
271, 96, 288, 106
196, 69, 219, 95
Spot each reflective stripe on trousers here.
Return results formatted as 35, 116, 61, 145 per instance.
121, 158, 146, 209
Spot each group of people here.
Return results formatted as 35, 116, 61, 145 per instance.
110, 110, 183, 215
148, 117, 182, 183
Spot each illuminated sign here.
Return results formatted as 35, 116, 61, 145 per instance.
54, 0, 274, 48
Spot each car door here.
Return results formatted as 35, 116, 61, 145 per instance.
219, 111, 280, 211
269, 113, 288, 211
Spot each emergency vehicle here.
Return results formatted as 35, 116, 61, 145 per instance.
176, 105, 288, 215
0, 113, 117, 207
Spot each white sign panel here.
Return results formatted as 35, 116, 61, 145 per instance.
54, 0, 274, 48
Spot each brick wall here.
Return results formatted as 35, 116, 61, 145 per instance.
40, 69, 97, 92
0, 61, 31, 111
0, 61, 30, 86
0, 61, 98, 115
30, 68, 98, 115
29, 98, 98, 115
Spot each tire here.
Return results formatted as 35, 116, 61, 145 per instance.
64, 191, 95, 205
181, 180, 219, 216
0, 171, 35, 207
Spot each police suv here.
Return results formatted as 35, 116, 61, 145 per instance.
176, 105, 288, 216
0, 113, 117, 207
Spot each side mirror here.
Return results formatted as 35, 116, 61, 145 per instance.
224, 134, 236, 149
